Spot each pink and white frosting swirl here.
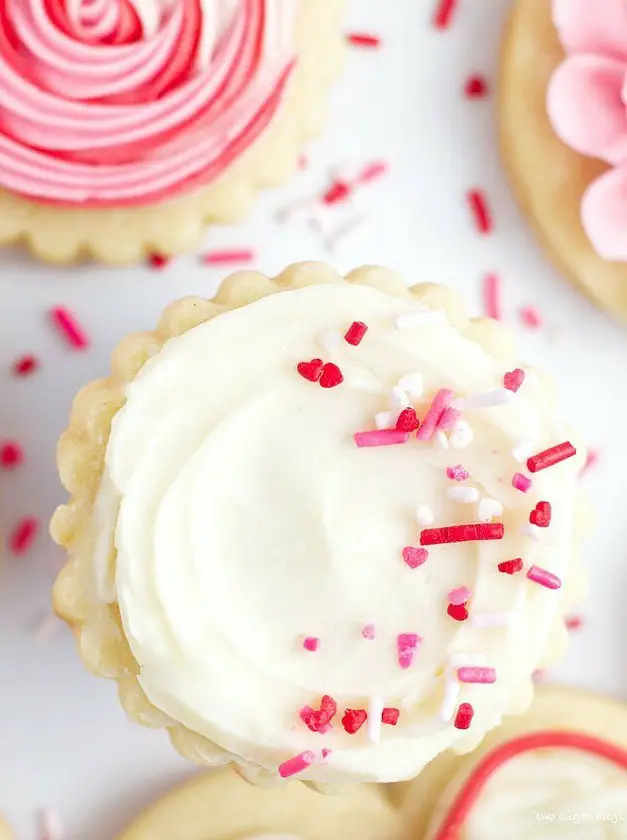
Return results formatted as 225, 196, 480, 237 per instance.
0, 0, 295, 206
548, 0, 627, 261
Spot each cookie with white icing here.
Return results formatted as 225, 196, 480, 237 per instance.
0, 1, 344, 264
420, 684, 627, 839
500, 0, 627, 321
52, 262, 589, 787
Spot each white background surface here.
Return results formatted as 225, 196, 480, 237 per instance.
1, 1, 627, 837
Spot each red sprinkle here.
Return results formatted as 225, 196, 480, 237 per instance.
10, 516, 38, 556
297, 358, 324, 382
396, 407, 420, 432
420, 523, 504, 546
148, 254, 171, 269
433, 0, 458, 29
519, 305, 543, 329
342, 709, 367, 734
344, 321, 368, 345
319, 363, 344, 388
447, 602, 469, 622
454, 702, 474, 730
503, 368, 525, 393
13, 354, 39, 377
50, 307, 90, 350
0, 442, 23, 469
346, 32, 382, 48
498, 558, 523, 575
527, 442, 576, 473
530, 501, 551, 528
323, 180, 352, 205
483, 273, 502, 320
464, 74, 489, 98
382, 708, 400, 725
201, 249, 255, 266
566, 615, 584, 631
467, 190, 493, 234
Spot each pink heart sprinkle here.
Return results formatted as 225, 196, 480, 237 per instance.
448, 585, 472, 605
503, 368, 525, 392
397, 633, 422, 669
402, 546, 429, 569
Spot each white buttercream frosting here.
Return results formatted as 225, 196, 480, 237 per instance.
460, 750, 627, 839
97, 281, 582, 783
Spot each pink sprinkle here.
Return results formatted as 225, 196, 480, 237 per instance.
526, 565, 561, 590
566, 615, 584, 631
298, 153, 309, 170
354, 429, 409, 448
37, 805, 65, 840
278, 751, 315, 779
465, 74, 489, 99
437, 406, 461, 431
504, 368, 525, 392
581, 449, 599, 476
362, 623, 376, 640
323, 180, 352, 205
433, 0, 458, 28
303, 637, 320, 652
148, 254, 170, 269
356, 160, 390, 185
417, 389, 453, 441
448, 586, 472, 606
10, 516, 38, 556
467, 190, 493, 234
1, 441, 23, 469
202, 249, 255, 266
402, 546, 429, 569
519, 305, 543, 329
321, 748, 332, 759
49, 307, 90, 350
13, 354, 39, 376
482, 273, 502, 320
446, 465, 469, 482
346, 32, 382, 48
512, 472, 532, 493
397, 633, 422, 669
458, 666, 496, 684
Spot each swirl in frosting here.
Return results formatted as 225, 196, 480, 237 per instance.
548, 0, 627, 261
0, 0, 295, 206
97, 281, 581, 784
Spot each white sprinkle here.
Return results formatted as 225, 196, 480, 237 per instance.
440, 679, 460, 722
452, 389, 515, 411
367, 696, 384, 743
345, 368, 383, 392
447, 486, 479, 503
276, 195, 317, 223
30, 611, 62, 643
471, 612, 512, 628
326, 214, 369, 252
512, 439, 533, 463
450, 652, 488, 668
395, 309, 445, 329
434, 429, 450, 449
390, 386, 410, 411
520, 523, 542, 541
316, 330, 341, 356
477, 497, 504, 523
375, 410, 396, 430
449, 420, 474, 449
416, 504, 434, 525
37, 806, 64, 840
398, 372, 424, 398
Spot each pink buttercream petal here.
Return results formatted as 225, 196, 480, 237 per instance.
548, 55, 627, 165
553, 0, 627, 60
582, 165, 627, 261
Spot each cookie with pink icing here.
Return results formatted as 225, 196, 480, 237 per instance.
500, 0, 627, 322
0, 0, 344, 263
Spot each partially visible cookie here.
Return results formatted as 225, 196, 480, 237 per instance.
0, 817, 13, 840
499, 0, 627, 322
417, 684, 627, 839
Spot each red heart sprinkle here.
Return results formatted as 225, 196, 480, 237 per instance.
342, 709, 367, 734
454, 702, 474, 730
503, 368, 525, 392
319, 363, 344, 388
464, 74, 488, 98
396, 407, 420, 432
530, 501, 551, 527
402, 546, 428, 569
447, 602, 469, 622
297, 358, 324, 382
382, 707, 400, 725
498, 558, 523, 575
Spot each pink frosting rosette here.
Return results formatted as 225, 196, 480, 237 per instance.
548, 0, 627, 261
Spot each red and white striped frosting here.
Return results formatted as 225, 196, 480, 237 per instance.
0, 0, 295, 206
